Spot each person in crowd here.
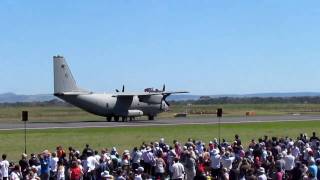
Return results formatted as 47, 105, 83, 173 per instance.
100, 171, 113, 180
29, 154, 40, 168
10, 165, 22, 180
154, 152, 166, 180
50, 152, 58, 180
171, 157, 184, 180
39, 150, 51, 180
19, 153, 29, 179
1, 154, 9, 180
56, 161, 65, 180
134, 167, 143, 180
69, 161, 83, 180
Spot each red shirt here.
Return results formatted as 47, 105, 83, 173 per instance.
70, 167, 82, 180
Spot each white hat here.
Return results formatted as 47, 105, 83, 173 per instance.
136, 166, 144, 172
101, 171, 112, 178
154, 142, 159, 146
257, 167, 265, 174
211, 149, 219, 155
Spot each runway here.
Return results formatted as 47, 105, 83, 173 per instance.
1, 114, 320, 130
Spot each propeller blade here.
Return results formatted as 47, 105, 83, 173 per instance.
115, 89, 119, 92
164, 99, 170, 106
162, 84, 166, 92
122, 85, 125, 92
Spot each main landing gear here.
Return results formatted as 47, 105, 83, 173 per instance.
148, 115, 154, 120
106, 116, 136, 122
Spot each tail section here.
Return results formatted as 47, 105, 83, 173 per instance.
53, 55, 80, 94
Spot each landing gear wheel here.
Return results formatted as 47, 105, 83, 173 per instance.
122, 116, 127, 122
148, 116, 154, 120
114, 116, 119, 122
106, 116, 112, 122
129, 117, 135, 121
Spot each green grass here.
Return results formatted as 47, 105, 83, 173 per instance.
1, 103, 320, 123
1, 120, 320, 162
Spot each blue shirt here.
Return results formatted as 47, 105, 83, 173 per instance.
40, 157, 51, 174
308, 164, 317, 178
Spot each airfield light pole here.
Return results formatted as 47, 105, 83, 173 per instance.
22, 111, 28, 154
217, 108, 223, 145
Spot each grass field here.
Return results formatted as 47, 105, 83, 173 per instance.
1, 120, 320, 162
1, 103, 320, 123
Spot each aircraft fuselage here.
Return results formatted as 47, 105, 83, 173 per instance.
55, 93, 167, 118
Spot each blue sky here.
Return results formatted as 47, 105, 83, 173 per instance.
1, 1, 320, 95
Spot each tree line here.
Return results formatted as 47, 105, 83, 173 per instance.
170, 96, 320, 105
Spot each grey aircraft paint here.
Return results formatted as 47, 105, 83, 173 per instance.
53, 56, 188, 121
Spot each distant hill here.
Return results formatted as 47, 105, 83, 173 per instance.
169, 92, 320, 101
1, 92, 320, 103
0, 93, 55, 103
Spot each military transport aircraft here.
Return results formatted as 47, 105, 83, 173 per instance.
53, 55, 188, 121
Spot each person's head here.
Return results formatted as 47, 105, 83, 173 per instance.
235, 134, 239, 139
287, 149, 291, 155
58, 160, 64, 166
2, 154, 7, 160
174, 157, 179, 163
71, 161, 78, 168
313, 132, 316, 137
21, 153, 27, 159
136, 167, 144, 174
86, 144, 89, 148
51, 152, 57, 157
13, 164, 20, 171
31, 166, 37, 173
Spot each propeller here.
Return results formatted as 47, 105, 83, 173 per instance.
160, 93, 170, 110
162, 84, 166, 92
116, 85, 125, 93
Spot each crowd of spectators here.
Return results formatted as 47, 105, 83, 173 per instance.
1, 132, 320, 180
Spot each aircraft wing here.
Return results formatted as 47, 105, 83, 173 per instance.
162, 91, 189, 95
112, 91, 189, 98
112, 92, 160, 98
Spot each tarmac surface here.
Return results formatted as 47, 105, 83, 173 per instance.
1, 114, 320, 130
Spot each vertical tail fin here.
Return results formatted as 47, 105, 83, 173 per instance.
53, 55, 80, 94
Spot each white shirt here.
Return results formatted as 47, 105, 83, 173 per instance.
134, 174, 142, 180
172, 162, 184, 179
94, 155, 101, 162
292, 146, 300, 158
10, 171, 21, 180
87, 156, 98, 172
284, 154, 295, 171
0, 160, 9, 177
57, 166, 65, 180
210, 154, 221, 169
221, 156, 235, 171
258, 174, 267, 180
50, 157, 59, 172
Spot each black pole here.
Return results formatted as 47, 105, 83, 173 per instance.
24, 120, 27, 154
22, 111, 28, 154
218, 116, 221, 145
217, 108, 222, 145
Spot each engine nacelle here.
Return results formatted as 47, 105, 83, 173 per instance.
128, 110, 144, 117
138, 95, 162, 104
